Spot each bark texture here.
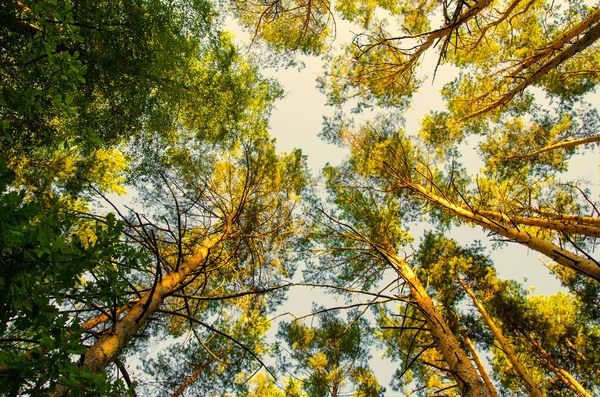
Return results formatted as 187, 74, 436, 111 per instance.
475, 209, 600, 238
506, 135, 600, 160
386, 252, 490, 397
459, 279, 544, 397
81, 227, 229, 373
408, 183, 600, 281
460, 9, 600, 121
520, 331, 593, 397
461, 329, 499, 397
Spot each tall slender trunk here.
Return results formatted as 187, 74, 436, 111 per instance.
51, 222, 233, 396
385, 252, 489, 397
170, 343, 234, 397
170, 359, 215, 397
408, 182, 600, 281
81, 225, 230, 373
520, 330, 593, 397
518, 210, 600, 227
458, 279, 544, 397
460, 329, 499, 397
508, 10, 600, 76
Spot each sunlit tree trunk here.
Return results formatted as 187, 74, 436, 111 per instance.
385, 252, 490, 397
460, 329, 499, 397
474, 210, 600, 238
458, 279, 544, 397
81, 225, 230, 373
51, 223, 233, 396
404, 182, 600, 281
459, 10, 600, 121
505, 135, 600, 161
171, 357, 217, 397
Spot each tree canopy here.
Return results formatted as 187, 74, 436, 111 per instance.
1, 0, 599, 395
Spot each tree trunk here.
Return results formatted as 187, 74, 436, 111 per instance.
81, 226, 230, 373
517, 210, 600, 226
170, 358, 215, 397
475, 209, 600, 238
509, 9, 600, 76
51, 223, 232, 396
460, 10, 600, 121
385, 252, 490, 397
506, 135, 600, 161
458, 279, 544, 397
460, 329, 499, 397
408, 182, 600, 281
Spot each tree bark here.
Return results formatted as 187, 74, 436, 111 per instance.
170, 358, 215, 397
460, 10, 600, 121
385, 251, 490, 397
407, 182, 600, 281
506, 135, 600, 161
475, 209, 600, 238
458, 279, 544, 397
518, 209, 600, 226
81, 225, 230, 373
460, 329, 499, 397
50, 222, 233, 396
508, 9, 600, 77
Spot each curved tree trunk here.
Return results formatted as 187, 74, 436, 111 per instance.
81, 225, 230, 373
520, 330, 593, 397
51, 222, 232, 396
506, 135, 600, 161
460, 9, 600, 121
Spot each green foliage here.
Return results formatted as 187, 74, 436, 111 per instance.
1, 0, 216, 155
0, 155, 142, 394
277, 310, 384, 397
487, 285, 600, 396
232, 0, 333, 56
376, 303, 444, 395
0, 0, 308, 393
2, 0, 599, 394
